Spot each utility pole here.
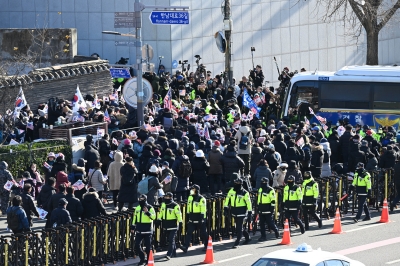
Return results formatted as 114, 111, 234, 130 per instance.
135, 0, 144, 127
224, 0, 233, 87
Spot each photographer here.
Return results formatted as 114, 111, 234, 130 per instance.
278, 67, 291, 88
250, 65, 265, 88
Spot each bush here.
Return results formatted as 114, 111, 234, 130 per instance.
0, 139, 72, 177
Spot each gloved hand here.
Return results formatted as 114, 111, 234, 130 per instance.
247, 211, 252, 221
223, 207, 229, 216
179, 222, 183, 229
367, 190, 372, 199
155, 220, 161, 226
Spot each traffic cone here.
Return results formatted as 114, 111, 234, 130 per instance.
379, 199, 390, 223
202, 236, 217, 264
279, 219, 293, 245
330, 208, 344, 234
147, 250, 155, 266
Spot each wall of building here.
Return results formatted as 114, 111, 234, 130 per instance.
0, 0, 399, 86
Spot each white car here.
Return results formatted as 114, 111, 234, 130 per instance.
251, 243, 365, 266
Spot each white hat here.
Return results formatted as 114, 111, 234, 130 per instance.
145, 137, 155, 144
260, 129, 267, 137
268, 144, 275, 150
149, 165, 158, 173
48, 152, 56, 158
279, 163, 288, 168
196, 150, 205, 157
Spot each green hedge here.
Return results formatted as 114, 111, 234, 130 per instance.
0, 140, 72, 178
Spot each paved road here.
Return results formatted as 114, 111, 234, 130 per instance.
1, 204, 399, 265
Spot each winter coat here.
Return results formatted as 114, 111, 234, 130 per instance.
379, 150, 397, 169
348, 145, 366, 172
55, 171, 70, 191
235, 126, 253, 155
366, 157, 378, 171
172, 155, 190, 192
147, 173, 162, 206
339, 131, 353, 162
65, 194, 83, 222
191, 157, 210, 192
118, 163, 138, 203
272, 167, 287, 187
82, 191, 107, 219
50, 206, 72, 226
47, 192, 67, 212
208, 146, 223, 175
250, 146, 264, 177
139, 146, 153, 174
254, 165, 273, 189
393, 162, 400, 185
37, 184, 56, 211
161, 168, 175, 193
321, 142, 332, 178
220, 151, 245, 186
84, 146, 100, 173
6, 206, 29, 231
88, 169, 106, 192
283, 147, 301, 165
98, 138, 111, 156
72, 159, 87, 201
272, 134, 287, 158
155, 136, 169, 153
50, 161, 68, 178
285, 168, 303, 184
310, 144, 324, 178
21, 192, 39, 220
107, 151, 124, 191
264, 149, 279, 171
328, 134, 340, 163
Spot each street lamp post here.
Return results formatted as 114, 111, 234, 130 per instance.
224, 0, 233, 87
135, 0, 145, 127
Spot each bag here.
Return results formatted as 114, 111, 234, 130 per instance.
171, 176, 178, 192
302, 145, 312, 161
137, 176, 154, 195
178, 160, 192, 177
239, 131, 251, 150
163, 117, 173, 130
323, 150, 329, 163
87, 170, 96, 188
7, 208, 20, 231
67, 172, 76, 183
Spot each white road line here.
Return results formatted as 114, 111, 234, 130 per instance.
386, 259, 400, 264
346, 221, 394, 233
219, 254, 253, 263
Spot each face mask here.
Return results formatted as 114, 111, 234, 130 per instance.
190, 190, 196, 195
336, 122, 340, 126
234, 184, 242, 191
139, 200, 146, 207
288, 182, 294, 187
261, 183, 268, 188
164, 198, 172, 204
356, 168, 363, 174
269, 101, 273, 104
162, 166, 166, 170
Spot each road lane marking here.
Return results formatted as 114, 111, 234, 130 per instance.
345, 222, 388, 232
219, 254, 252, 263
386, 259, 400, 264
335, 237, 400, 255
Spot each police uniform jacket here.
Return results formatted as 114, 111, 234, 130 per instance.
132, 204, 156, 234
257, 186, 275, 214
159, 201, 183, 230
224, 188, 252, 217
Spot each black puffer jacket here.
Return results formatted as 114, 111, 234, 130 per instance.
191, 156, 210, 192
50, 159, 68, 178
310, 144, 324, 178
84, 145, 100, 173
250, 146, 264, 177
155, 136, 169, 153
65, 194, 83, 222
172, 155, 191, 192
82, 192, 107, 219
37, 184, 56, 211
21, 192, 39, 219
47, 192, 66, 212
348, 144, 366, 172
339, 131, 353, 162
220, 151, 245, 186
379, 148, 396, 169
328, 134, 340, 163
264, 148, 279, 172
139, 146, 153, 174
272, 134, 287, 158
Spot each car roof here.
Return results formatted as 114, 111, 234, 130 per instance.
261, 248, 353, 264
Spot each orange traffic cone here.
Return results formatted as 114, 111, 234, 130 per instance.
279, 219, 293, 245
330, 208, 344, 234
379, 199, 390, 223
202, 236, 217, 264
147, 250, 155, 266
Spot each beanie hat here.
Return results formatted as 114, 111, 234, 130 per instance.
124, 139, 131, 145
149, 165, 158, 173
214, 140, 220, 147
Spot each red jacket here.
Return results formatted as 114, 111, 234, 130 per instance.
56, 171, 70, 192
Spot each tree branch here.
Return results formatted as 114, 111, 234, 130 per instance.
377, 0, 400, 31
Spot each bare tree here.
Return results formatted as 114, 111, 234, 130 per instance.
314, 0, 400, 65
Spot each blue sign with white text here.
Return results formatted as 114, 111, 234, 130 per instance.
109, 68, 131, 79
149, 11, 190, 25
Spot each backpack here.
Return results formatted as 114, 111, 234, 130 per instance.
137, 176, 154, 195
323, 150, 330, 163
163, 117, 173, 130
302, 145, 312, 161
7, 208, 20, 231
239, 131, 251, 150
178, 160, 192, 177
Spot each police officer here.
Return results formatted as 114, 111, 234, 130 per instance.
180, 185, 207, 253
257, 177, 279, 241
224, 176, 252, 248
301, 171, 322, 230
283, 175, 305, 234
159, 192, 183, 260
350, 162, 371, 222
131, 195, 156, 266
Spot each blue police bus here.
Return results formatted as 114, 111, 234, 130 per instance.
282, 65, 400, 130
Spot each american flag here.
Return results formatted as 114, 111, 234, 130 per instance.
104, 110, 111, 122
164, 89, 172, 110
204, 125, 210, 140
164, 175, 172, 184
304, 116, 310, 125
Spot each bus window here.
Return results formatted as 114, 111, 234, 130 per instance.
373, 83, 400, 109
320, 82, 371, 109
290, 87, 319, 110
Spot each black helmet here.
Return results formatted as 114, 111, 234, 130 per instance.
287, 175, 295, 183
139, 194, 147, 201
191, 184, 200, 192
165, 192, 173, 198
356, 162, 364, 169
261, 177, 269, 183
304, 171, 312, 179
234, 178, 243, 184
